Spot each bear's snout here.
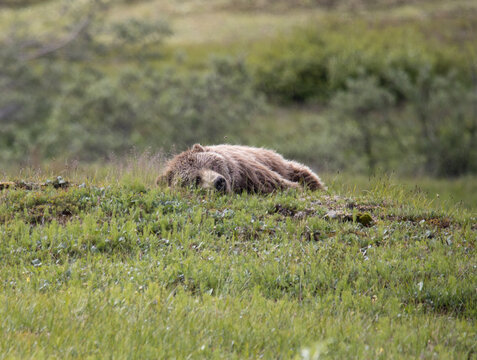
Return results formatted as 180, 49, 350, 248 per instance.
214, 176, 227, 192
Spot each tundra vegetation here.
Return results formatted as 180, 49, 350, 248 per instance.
1, 0, 476, 176
0, 168, 475, 358
0, 0, 476, 358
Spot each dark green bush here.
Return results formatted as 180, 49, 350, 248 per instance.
44, 58, 264, 160
251, 32, 329, 102
250, 20, 470, 104
0, 0, 171, 164
330, 75, 396, 174
326, 67, 477, 176
388, 68, 477, 176
0, 0, 50, 7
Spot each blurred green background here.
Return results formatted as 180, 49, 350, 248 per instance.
1, 0, 476, 178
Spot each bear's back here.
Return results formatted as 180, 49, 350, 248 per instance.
205, 145, 286, 173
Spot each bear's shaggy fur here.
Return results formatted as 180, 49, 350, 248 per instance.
158, 144, 326, 194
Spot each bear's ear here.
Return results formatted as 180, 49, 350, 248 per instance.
191, 144, 205, 153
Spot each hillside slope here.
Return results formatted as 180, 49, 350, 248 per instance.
0, 177, 475, 358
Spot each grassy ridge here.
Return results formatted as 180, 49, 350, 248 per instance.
0, 174, 475, 358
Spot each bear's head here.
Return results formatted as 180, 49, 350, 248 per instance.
158, 144, 231, 192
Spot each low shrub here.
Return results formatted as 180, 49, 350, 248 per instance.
250, 18, 472, 104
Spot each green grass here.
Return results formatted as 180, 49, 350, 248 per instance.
0, 171, 475, 358
329, 173, 477, 210
1, 1, 476, 356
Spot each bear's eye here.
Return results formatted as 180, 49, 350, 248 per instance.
195, 176, 201, 186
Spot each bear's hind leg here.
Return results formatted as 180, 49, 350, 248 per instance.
253, 169, 301, 193
288, 161, 327, 191
240, 161, 301, 193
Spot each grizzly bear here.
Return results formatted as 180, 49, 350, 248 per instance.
158, 144, 326, 194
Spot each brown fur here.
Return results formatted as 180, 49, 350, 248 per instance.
158, 144, 326, 194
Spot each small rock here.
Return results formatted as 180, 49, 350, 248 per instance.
32, 259, 42, 267
325, 211, 338, 220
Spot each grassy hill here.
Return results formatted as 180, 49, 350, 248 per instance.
1, 2, 476, 356
0, 170, 475, 358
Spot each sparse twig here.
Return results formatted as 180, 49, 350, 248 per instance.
20, 17, 90, 61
